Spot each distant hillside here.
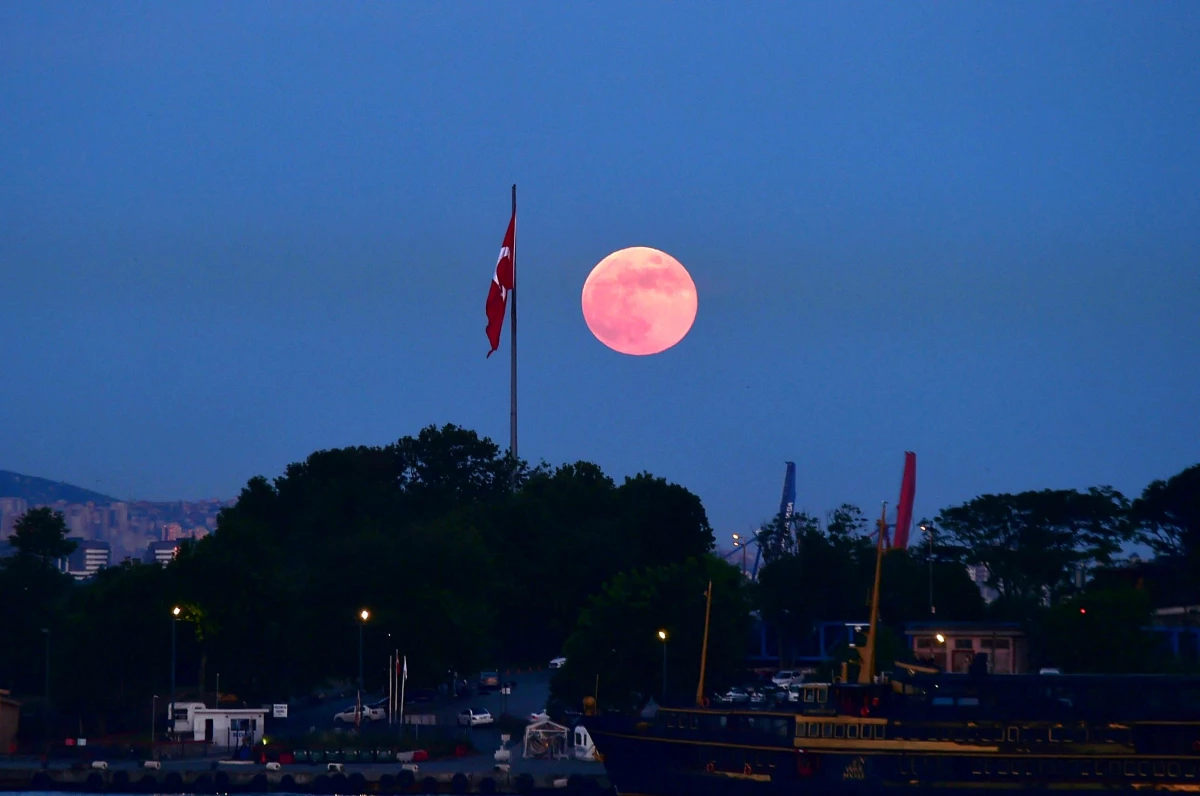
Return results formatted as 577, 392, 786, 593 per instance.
0, 470, 118, 505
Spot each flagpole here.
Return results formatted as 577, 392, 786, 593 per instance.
509, 184, 518, 473
399, 655, 408, 733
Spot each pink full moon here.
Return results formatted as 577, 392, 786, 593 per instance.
581, 247, 698, 356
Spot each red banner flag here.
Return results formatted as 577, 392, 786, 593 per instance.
485, 212, 516, 357
892, 451, 917, 550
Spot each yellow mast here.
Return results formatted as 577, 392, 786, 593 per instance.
857, 502, 889, 685
695, 580, 713, 706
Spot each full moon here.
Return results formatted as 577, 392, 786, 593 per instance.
581, 247, 698, 356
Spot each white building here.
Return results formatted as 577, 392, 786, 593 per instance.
170, 702, 268, 748
60, 539, 111, 580
147, 540, 179, 566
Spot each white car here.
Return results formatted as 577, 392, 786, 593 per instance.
772, 670, 803, 687
333, 704, 384, 724
458, 709, 494, 727
719, 687, 749, 704
528, 710, 549, 723
549, 656, 567, 669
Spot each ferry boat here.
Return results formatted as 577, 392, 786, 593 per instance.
588, 502, 1200, 794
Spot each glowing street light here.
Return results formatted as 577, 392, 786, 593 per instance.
732, 533, 747, 576
170, 606, 182, 737
935, 633, 945, 644
358, 609, 371, 693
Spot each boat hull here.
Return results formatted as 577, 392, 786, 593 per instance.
592, 723, 1200, 796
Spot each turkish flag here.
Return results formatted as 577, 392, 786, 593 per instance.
485, 212, 516, 357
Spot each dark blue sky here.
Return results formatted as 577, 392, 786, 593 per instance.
2, 3, 1197, 541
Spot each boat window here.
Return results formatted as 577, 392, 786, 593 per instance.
706, 715, 727, 730
955, 639, 974, 650
833, 724, 845, 738
1109, 761, 1122, 777
818, 687, 828, 703
847, 724, 859, 739
957, 697, 980, 706
691, 714, 700, 729
804, 689, 815, 703
1139, 763, 1150, 778
875, 725, 885, 739
1155, 762, 1166, 777
1006, 727, 1019, 743
807, 722, 819, 738
1186, 763, 1196, 778
1170, 763, 1181, 778
1124, 762, 1135, 777
998, 761, 1010, 775
821, 723, 833, 738
1048, 726, 1060, 742
932, 697, 954, 706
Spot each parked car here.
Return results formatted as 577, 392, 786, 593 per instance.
477, 670, 500, 692
720, 687, 749, 704
772, 670, 803, 687
528, 710, 549, 723
458, 709, 494, 727
333, 703, 384, 724
549, 656, 567, 669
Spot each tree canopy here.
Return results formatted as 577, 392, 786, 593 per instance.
935, 487, 1133, 613
1, 433, 1195, 736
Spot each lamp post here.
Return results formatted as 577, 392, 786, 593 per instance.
170, 607, 181, 737
657, 630, 668, 702
358, 609, 370, 723
920, 524, 935, 615
732, 534, 746, 576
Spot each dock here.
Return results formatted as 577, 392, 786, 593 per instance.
0, 759, 613, 794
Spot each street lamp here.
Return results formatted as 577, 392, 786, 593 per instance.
170, 607, 181, 738
358, 609, 370, 723
732, 534, 747, 576
657, 630, 668, 702
920, 523, 935, 615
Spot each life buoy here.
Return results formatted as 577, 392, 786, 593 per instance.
743, 763, 752, 776
701, 698, 710, 708
706, 761, 715, 773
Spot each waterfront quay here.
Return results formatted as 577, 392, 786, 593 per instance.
0, 757, 612, 794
